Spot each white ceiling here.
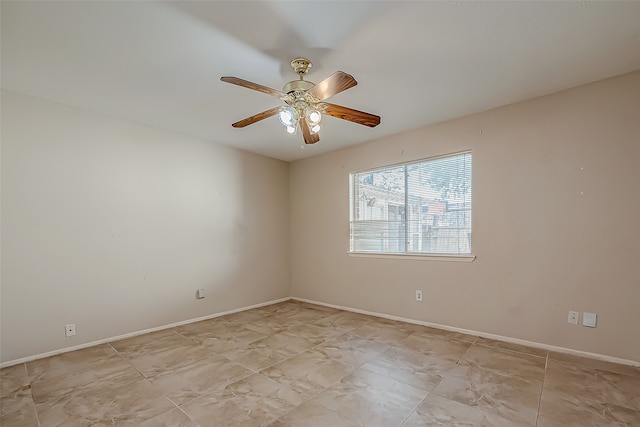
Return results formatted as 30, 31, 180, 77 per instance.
2, 1, 640, 161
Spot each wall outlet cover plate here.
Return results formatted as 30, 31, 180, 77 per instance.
568, 311, 579, 325
582, 312, 597, 327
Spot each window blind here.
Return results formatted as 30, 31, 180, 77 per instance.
350, 151, 472, 255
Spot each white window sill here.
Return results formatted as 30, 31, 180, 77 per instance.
347, 252, 476, 262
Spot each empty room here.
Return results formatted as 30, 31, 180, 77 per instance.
1, 1, 639, 426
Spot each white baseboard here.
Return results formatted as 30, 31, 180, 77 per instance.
292, 297, 640, 368
0, 297, 291, 369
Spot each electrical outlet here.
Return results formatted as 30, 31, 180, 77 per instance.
415, 290, 423, 302
568, 311, 579, 325
65, 323, 76, 337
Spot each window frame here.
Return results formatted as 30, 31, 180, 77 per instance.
348, 151, 475, 262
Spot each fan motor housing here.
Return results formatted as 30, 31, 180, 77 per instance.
282, 80, 315, 94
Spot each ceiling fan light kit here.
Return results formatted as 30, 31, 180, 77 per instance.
278, 106, 297, 127
221, 58, 380, 145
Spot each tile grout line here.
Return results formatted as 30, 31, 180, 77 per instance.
166, 395, 203, 427
534, 353, 550, 427
107, 342, 150, 382
258, 316, 363, 426
108, 332, 257, 416
268, 367, 346, 423
106, 342, 195, 424
17, 361, 40, 427
306, 319, 484, 420
455, 340, 475, 365
398, 387, 439, 427
307, 326, 443, 427
474, 342, 548, 360
26, 360, 43, 427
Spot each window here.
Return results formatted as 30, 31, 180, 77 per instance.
350, 151, 472, 256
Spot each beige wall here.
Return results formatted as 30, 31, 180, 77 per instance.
290, 71, 640, 362
3, 71, 639, 365
1, 90, 290, 363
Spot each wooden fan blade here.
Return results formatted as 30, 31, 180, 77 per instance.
307, 71, 357, 101
221, 76, 285, 98
300, 117, 320, 145
232, 107, 280, 128
324, 103, 381, 127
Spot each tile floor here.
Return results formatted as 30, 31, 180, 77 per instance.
1, 300, 639, 426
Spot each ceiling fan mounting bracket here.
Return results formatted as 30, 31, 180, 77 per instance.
290, 58, 312, 77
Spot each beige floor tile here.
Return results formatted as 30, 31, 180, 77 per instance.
177, 315, 282, 346
548, 351, 640, 377
151, 355, 252, 405
256, 301, 332, 324
116, 407, 198, 426
537, 387, 640, 427
314, 368, 428, 427
314, 334, 390, 368
412, 325, 478, 343
361, 346, 454, 391
0, 364, 29, 398
544, 359, 640, 411
255, 301, 302, 316
221, 332, 317, 371
351, 322, 413, 346
221, 309, 270, 324
432, 364, 543, 426
397, 333, 472, 362
261, 350, 354, 399
280, 307, 332, 323
282, 322, 350, 346
110, 329, 189, 358
0, 385, 39, 427
403, 394, 528, 427
242, 316, 303, 336
367, 317, 419, 333
190, 326, 268, 354
474, 337, 548, 357
175, 317, 241, 337
26, 344, 121, 383
30, 356, 143, 404
458, 345, 546, 380
126, 341, 219, 379
180, 373, 302, 427
309, 310, 371, 331
35, 377, 175, 426
269, 400, 361, 427
221, 311, 283, 335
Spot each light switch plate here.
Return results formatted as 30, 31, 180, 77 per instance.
582, 312, 597, 327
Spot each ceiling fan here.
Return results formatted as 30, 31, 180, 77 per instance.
221, 58, 381, 145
